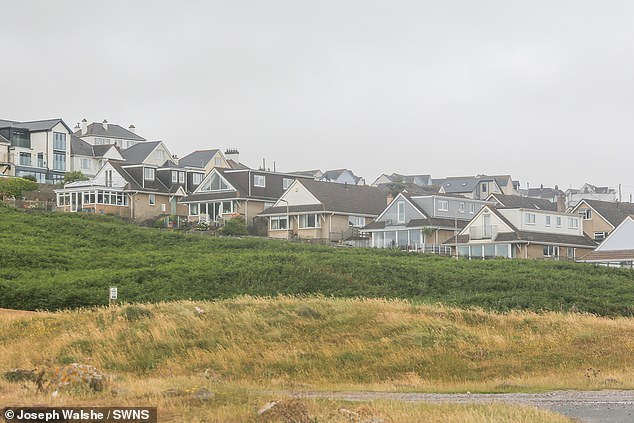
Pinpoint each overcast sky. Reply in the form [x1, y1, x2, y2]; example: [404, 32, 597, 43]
[2, 1, 633, 196]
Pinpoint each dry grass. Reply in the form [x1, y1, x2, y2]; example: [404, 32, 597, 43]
[1, 296, 631, 421]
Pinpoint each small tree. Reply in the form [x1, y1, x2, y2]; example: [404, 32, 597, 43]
[0, 177, 39, 200]
[387, 177, 406, 197]
[420, 226, 435, 245]
[64, 171, 89, 184]
[220, 216, 248, 236]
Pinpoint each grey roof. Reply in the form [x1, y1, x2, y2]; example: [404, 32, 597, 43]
[120, 141, 162, 163]
[110, 162, 171, 193]
[93, 144, 120, 157]
[70, 135, 95, 156]
[488, 194, 557, 211]
[259, 179, 387, 216]
[435, 177, 489, 193]
[375, 182, 441, 195]
[519, 187, 565, 199]
[178, 149, 220, 168]
[181, 191, 241, 202]
[0, 118, 72, 133]
[320, 169, 363, 184]
[289, 169, 323, 178]
[583, 184, 615, 194]
[577, 199, 634, 228]
[75, 122, 146, 141]
[227, 159, 250, 170]
[0, 134, 9, 144]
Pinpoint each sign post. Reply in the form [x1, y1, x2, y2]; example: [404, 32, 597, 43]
[109, 287, 118, 306]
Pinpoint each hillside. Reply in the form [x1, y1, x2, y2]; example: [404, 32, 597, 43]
[0, 205, 633, 315]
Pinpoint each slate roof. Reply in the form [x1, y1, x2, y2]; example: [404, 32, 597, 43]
[111, 163, 171, 193]
[0, 118, 72, 133]
[258, 179, 387, 216]
[577, 250, 634, 262]
[0, 134, 9, 144]
[577, 199, 634, 227]
[320, 169, 363, 184]
[520, 187, 565, 199]
[178, 149, 220, 168]
[488, 194, 557, 211]
[289, 170, 323, 178]
[374, 183, 441, 195]
[120, 141, 162, 163]
[435, 176, 493, 193]
[75, 122, 146, 141]
[227, 159, 250, 170]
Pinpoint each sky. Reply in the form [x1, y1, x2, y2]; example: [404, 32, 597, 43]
[2, 1, 633, 197]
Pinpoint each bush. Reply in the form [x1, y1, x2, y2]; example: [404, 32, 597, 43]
[0, 177, 38, 199]
[64, 171, 89, 184]
[220, 216, 247, 236]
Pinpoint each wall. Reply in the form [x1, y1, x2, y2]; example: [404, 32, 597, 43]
[130, 193, 170, 222]
[500, 209, 582, 236]
[576, 206, 614, 238]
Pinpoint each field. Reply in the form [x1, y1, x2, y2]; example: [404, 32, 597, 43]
[5, 297, 629, 421]
[1, 205, 633, 315]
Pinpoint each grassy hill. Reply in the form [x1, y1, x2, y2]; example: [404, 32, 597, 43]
[1, 205, 633, 315]
[1, 297, 630, 421]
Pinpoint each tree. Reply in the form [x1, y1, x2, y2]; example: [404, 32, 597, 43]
[64, 171, 89, 184]
[21, 174, 37, 182]
[386, 177, 406, 197]
[220, 216, 248, 236]
[0, 177, 39, 200]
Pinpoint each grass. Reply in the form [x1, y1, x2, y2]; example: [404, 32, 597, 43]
[1, 205, 633, 315]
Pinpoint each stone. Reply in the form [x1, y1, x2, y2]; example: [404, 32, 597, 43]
[37, 363, 105, 396]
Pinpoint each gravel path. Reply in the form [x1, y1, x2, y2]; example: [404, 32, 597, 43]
[284, 390, 634, 423]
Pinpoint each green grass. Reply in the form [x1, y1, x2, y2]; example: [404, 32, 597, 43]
[1, 205, 633, 315]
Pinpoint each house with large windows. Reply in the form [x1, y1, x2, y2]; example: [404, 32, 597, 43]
[180, 168, 311, 232]
[257, 179, 386, 243]
[446, 205, 596, 260]
[363, 193, 489, 253]
[0, 118, 73, 183]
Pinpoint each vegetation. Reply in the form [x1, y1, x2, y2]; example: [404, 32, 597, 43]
[0, 177, 38, 199]
[220, 216, 248, 236]
[5, 297, 631, 421]
[0, 205, 633, 314]
[63, 171, 89, 184]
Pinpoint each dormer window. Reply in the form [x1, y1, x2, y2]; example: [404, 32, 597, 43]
[172, 171, 178, 183]
[179, 172, 185, 183]
[144, 167, 155, 181]
[254, 175, 266, 187]
[192, 173, 203, 185]
[438, 200, 449, 211]
[283, 178, 293, 190]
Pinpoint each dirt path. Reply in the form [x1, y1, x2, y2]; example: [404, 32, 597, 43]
[279, 390, 634, 423]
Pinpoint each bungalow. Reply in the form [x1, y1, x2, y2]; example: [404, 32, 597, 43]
[257, 179, 387, 243]
[577, 216, 634, 268]
[447, 205, 596, 260]
[363, 193, 488, 253]
[570, 199, 634, 242]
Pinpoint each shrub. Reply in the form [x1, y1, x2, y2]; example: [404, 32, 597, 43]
[0, 177, 38, 199]
[220, 216, 247, 236]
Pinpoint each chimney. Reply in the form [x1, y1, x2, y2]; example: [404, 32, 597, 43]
[225, 148, 239, 163]
[556, 194, 566, 212]
[102, 120, 108, 131]
[81, 118, 88, 135]
[74, 123, 80, 132]
[128, 124, 135, 134]
[172, 154, 179, 164]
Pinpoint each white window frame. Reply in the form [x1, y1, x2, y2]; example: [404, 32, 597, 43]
[270, 216, 288, 230]
[470, 203, 475, 214]
[172, 171, 178, 183]
[80, 158, 92, 170]
[525, 213, 536, 225]
[543, 245, 559, 257]
[580, 209, 592, 220]
[179, 172, 185, 183]
[144, 167, 155, 181]
[192, 173, 203, 185]
[189, 203, 199, 216]
[556, 216, 562, 227]
[254, 174, 266, 187]
[438, 200, 449, 212]
[283, 178, 293, 190]
[397, 201, 406, 223]
[594, 231, 608, 241]
[569, 217, 579, 229]
[545, 216, 551, 226]
[149, 194, 156, 206]
[348, 216, 366, 227]
[299, 214, 320, 229]
[459, 202, 465, 213]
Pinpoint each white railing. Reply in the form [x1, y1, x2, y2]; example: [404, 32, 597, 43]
[470, 225, 498, 240]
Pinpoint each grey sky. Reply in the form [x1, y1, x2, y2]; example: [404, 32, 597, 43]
[2, 1, 633, 195]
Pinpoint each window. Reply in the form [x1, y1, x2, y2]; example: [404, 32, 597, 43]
[155, 150, 164, 160]
[438, 200, 449, 211]
[349, 216, 366, 227]
[189, 203, 199, 215]
[556, 217, 562, 227]
[144, 167, 155, 181]
[270, 216, 288, 230]
[525, 213, 536, 224]
[105, 170, 113, 187]
[192, 173, 203, 185]
[37, 153, 44, 168]
[221, 201, 233, 214]
[470, 204, 475, 214]
[283, 178, 293, 190]
[397, 201, 405, 223]
[81, 158, 91, 170]
[215, 157, 222, 166]
[481, 183, 488, 193]
[569, 218, 579, 229]
[53, 152, 66, 171]
[179, 172, 185, 183]
[53, 132, 66, 150]
[149, 194, 156, 205]
[19, 152, 32, 166]
[264, 202, 275, 209]
[567, 247, 575, 259]
[299, 214, 320, 228]
[172, 171, 178, 183]
[161, 203, 166, 212]
[200, 173, 229, 191]
[545, 216, 551, 226]
[254, 174, 266, 187]
[543, 245, 559, 257]
[459, 202, 465, 212]
[594, 232, 609, 241]
[579, 209, 592, 220]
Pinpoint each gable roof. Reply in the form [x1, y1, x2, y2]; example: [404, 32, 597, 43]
[178, 149, 220, 168]
[70, 135, 95, 156]
[75, 122, 146, 141]
[121, 141, 163, 163]
[259, 179, 387, 216]
[320, 169, 363, 184]
[289, 169, 323, 178]
[111, 162, 171, 193]
[0, 118, 72, 133]
[520, 187, 565, 198]
[573, 199, 634, 228]
[487, 193, 557, 211]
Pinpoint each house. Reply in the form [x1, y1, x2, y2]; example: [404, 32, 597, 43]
[289, 169, 324, 179]
[257, 179, 387, 243]
[180, 168, 312, 231]
[0, 134, 10, 175]
[55, 160, 188, 221]
[371, 173, 433, 188]
[518, 185, 565, 205]
[576, 216, 634, 268]
[566, 183, 617, 208]
[74, 119, 146, 149]
[318, 169, 365, 185]
[434, 175, 507, 200]
[486, 193, 558, 212]
[447, 205, 596, 260]
[569, 199, 634, 242]
[363, 193, 488, 253]
[178, 149, 231, 173]
[120, 141, 174, 167]
[70, 135, 124, 177]
[0, 118, 73, 183]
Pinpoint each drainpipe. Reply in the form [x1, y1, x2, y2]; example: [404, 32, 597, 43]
[525, 241, 530, 259]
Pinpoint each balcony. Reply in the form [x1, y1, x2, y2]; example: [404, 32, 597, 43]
[470, 225, 498, 240]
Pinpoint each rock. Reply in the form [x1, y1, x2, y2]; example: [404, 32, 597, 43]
[37, 364, 105, 395]
[4, 369, 37, 383]
[258, 401, 280, 415]
[203, 368, 223, 382]
[339, 408, 360, 418]
[194, 306, 205, 316]
[190, 387, 214, 401]
[257, 399, 309, 422]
